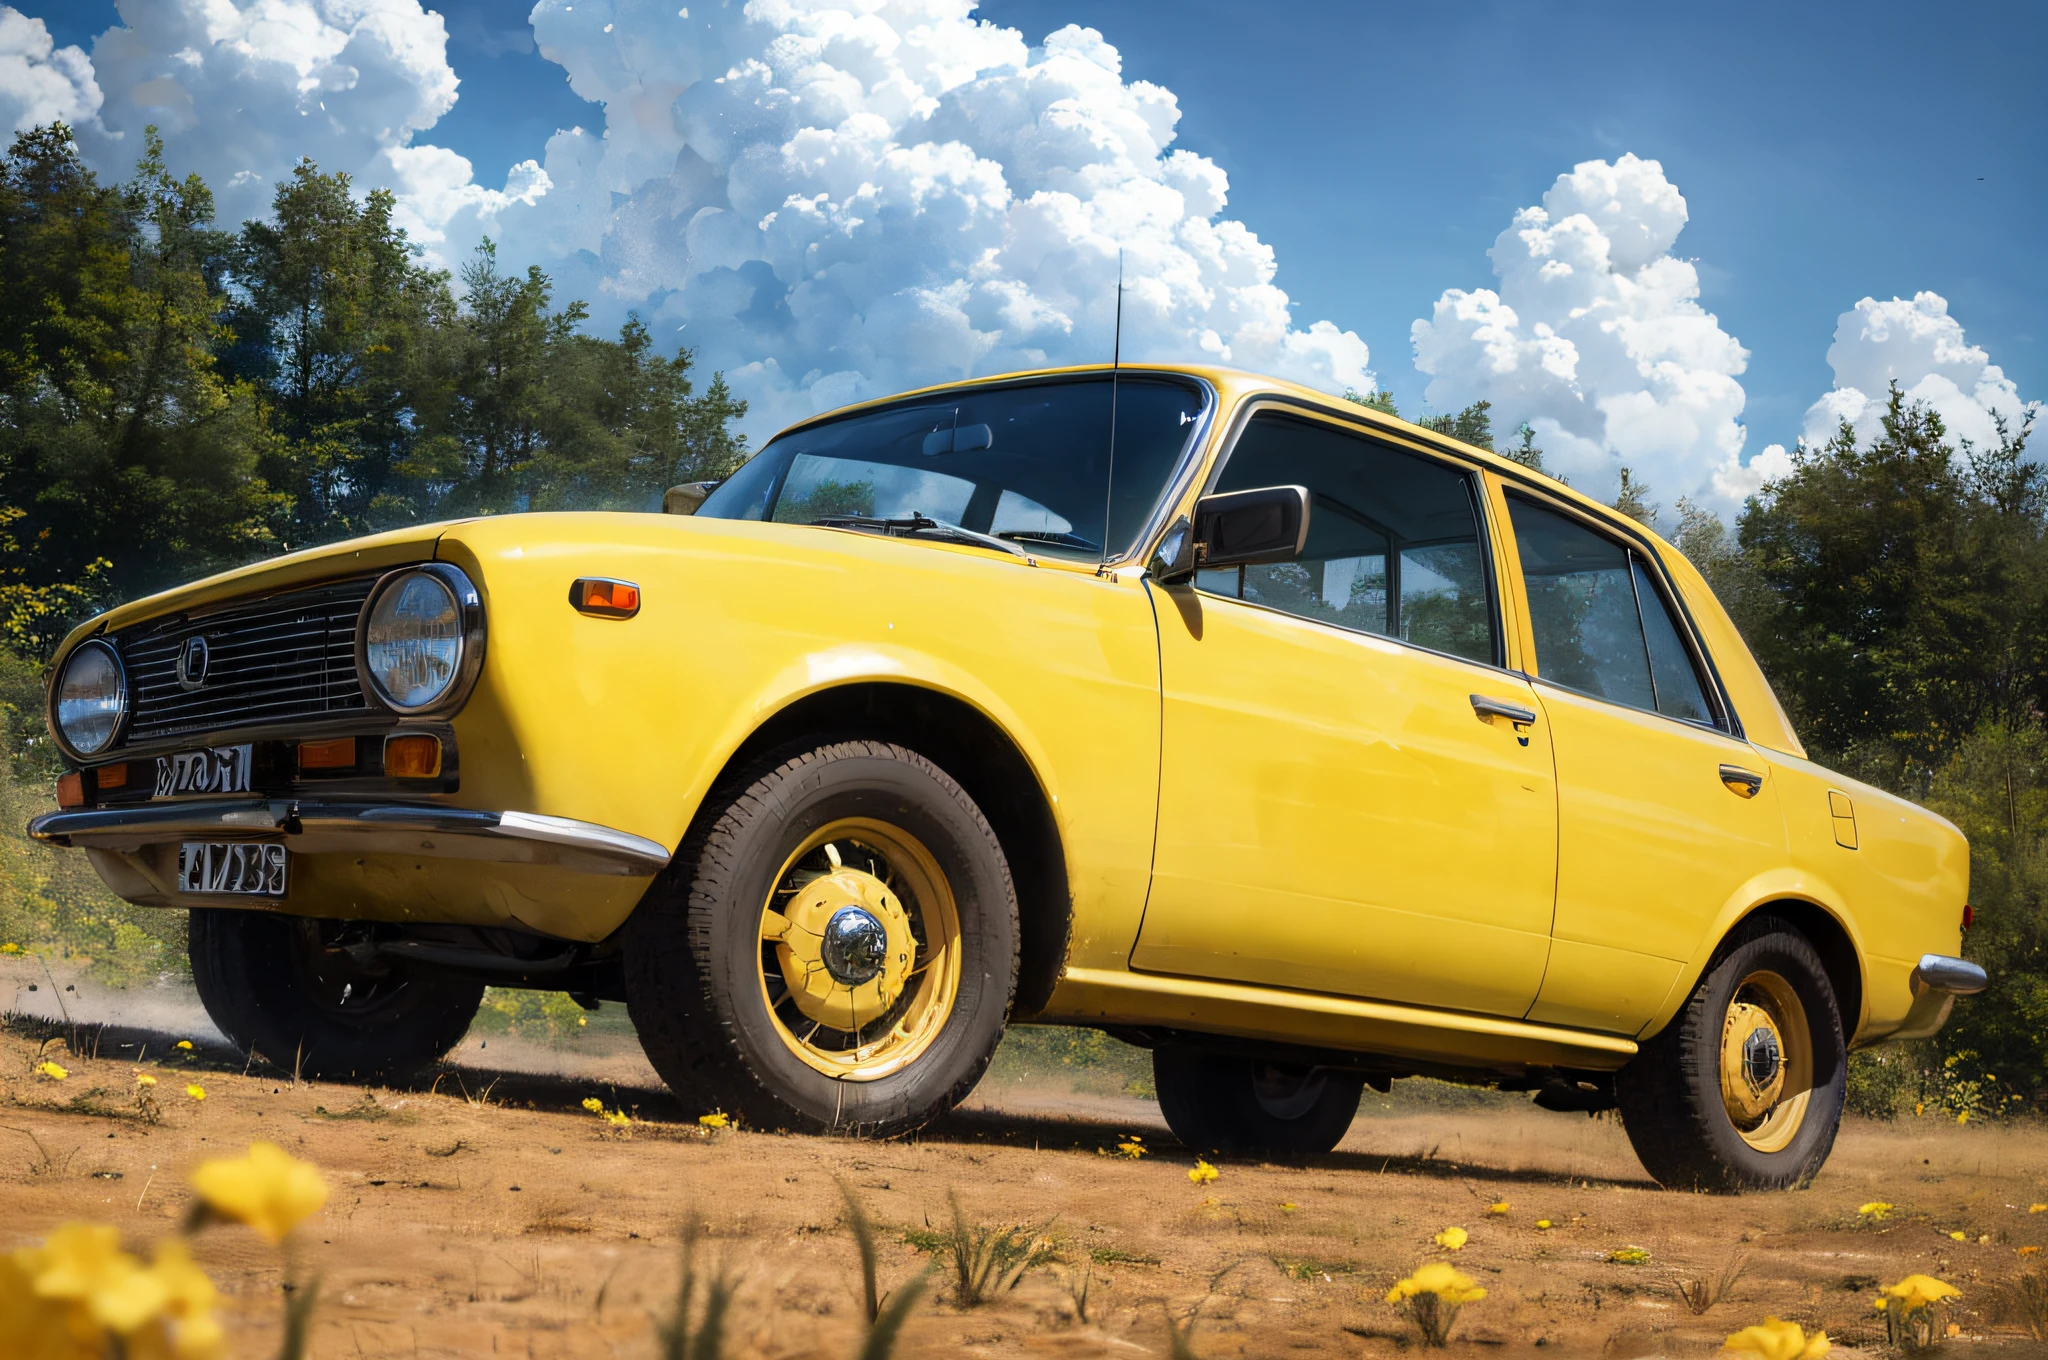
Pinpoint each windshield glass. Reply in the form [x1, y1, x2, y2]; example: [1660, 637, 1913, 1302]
[696, 375, 1209, 561]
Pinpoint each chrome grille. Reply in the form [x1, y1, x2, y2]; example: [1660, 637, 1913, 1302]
[116, 574, 381, 743]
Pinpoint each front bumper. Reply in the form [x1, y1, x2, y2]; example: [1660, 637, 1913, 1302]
[1890, 952, 1990, 1041]
[28, 799, 672, 878]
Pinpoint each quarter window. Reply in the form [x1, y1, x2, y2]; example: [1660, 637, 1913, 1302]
[1197, 412, 1497, 666]
[1506, 494, 1715, 725]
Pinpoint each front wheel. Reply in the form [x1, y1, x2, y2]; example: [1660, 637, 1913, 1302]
[1615, 920, 1847, 1192]
[188, 909, 484, 1081]
[1153, 1047, 1365, 1158]
[625, 740, 1019, 1135]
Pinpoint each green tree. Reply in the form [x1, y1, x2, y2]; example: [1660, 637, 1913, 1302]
[1738, 385, 2048, 766]
[1612, 466, 1658, 527]
[0, 125, 280, 601]
[224, 162, 455, 544]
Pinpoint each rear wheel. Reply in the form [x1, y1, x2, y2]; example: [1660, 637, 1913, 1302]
[188, 909, 483, 1081]
[1153, 1046, 1364, 1157]
[1615, 920, 1847, 1191]
[625, 740, 1018, 1135]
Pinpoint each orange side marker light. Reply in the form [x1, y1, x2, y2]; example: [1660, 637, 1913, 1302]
[95, 763, 129, 790]
[56, 772, 84, 808]
[569, 577, 640, 619]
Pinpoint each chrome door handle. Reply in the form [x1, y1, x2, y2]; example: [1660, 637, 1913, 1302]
[1470, 694, 1538, 726]
[1719, 764, 1764, 799]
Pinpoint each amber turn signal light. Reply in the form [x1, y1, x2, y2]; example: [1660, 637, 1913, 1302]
[569, 577, 640, 619]
[384, 733, 443, 779]
[298, 737, 357, 771]
[56, 772, 84, 808]
[95, 763, 129, 790]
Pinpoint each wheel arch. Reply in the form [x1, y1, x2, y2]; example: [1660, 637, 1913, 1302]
[700, 680, 1071, 1018]
[1649, 896, 1867, 1046]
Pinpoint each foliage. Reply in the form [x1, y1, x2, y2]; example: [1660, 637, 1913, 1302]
[0, 122, 748, 611]
[940, 1192, 1053, 1307]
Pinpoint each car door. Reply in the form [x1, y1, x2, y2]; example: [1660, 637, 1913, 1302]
[1501, 490, 1789, 1035]
[1131, 405, 1557, 1018]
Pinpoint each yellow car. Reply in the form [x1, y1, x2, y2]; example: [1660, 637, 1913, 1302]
[33, 364, 1979, 1191]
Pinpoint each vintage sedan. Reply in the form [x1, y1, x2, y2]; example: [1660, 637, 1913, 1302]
[33, 364, 1981, 1190]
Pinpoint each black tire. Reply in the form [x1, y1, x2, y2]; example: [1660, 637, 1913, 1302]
[1615, 919, 1847, 1192]
[1153, 1046, 1365, 1158]
[625, 740, 1019, 1135]
[188, 909, 484, 1081]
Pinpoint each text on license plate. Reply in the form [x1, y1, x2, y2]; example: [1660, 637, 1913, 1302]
[155, 745, 253, 798]
[178, 842, 287, 896]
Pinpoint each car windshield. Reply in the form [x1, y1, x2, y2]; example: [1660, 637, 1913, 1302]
[695, 375, 1209, 562]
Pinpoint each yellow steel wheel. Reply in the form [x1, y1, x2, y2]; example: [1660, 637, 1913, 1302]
[756, 817, 962, 1081]
[1718, 969, 1813, 1154]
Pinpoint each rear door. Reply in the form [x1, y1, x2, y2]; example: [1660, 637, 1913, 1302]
[1501, 491, 1788, 1035]
[1132, 406, 1557, 1017]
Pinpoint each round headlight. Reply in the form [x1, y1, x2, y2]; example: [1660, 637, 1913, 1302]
[55, 640, 127, 757]
[362, 570, 468, 711]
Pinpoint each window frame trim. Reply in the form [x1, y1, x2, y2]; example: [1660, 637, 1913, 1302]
[1187, 397, 1512, 674]
[1501, 484, 1743, 739]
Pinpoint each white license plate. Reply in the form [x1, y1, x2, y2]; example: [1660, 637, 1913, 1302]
[155, 744, 253, 798]
[178, 842, 287, 896]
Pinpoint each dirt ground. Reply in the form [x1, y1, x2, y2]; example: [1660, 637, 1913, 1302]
[6, 962, 2048, 1358]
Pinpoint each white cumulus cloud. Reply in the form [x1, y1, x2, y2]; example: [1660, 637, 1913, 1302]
[1803, 292, 2032, 452]
[75, 0, 462, 227]
[0, 7, 102, 137]
[444, 0, 1374, 438]
[1411, 153, 1760, 513]
[34, 0, 1373, 442]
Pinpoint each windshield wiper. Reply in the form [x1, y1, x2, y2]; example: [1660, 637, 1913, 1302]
[808, 513, 1028, 558]
[997, 529, 1101, 553]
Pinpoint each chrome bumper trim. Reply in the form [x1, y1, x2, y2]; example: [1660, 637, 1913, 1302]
[27, 799, 672, 877]
[1913, 953, 1988, 996]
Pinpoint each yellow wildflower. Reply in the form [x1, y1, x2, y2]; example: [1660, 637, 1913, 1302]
[1607, 1247, 1652, 1265]
[580, 1097, 604, 1114]
[603, 1110, 631, 1129]
[698, 1111, 729, 1129]
[1433, 1226, 1468, 1251]
[1, 1224, 226, 1359]
[174, 1041, 192, 1051]
[1949, 1230, 1967, 1241]
[1720, 1316, 1831, 1359]
[184, 1085, 205, 1102]
[1386, 1260, 1486, 1305]
[2031, 1204, 2048, 1214]
[1879, 1274, 1960, 1311]
[1957, 1111, 1970, 1125]
[1278, 1201, 1298, 1213]
[577, 1016, 587, 1027]
[1486, 1200, 1510, 1216]
[0, 942, 20, 953]
[133, 1072, 157, 1087]
[1535, 1219, 1554, 1230]
[1857, 1201, 1892, 1220]
[188, 1142, 329, 1243]
[33, 1060, 67, 1081]
[1115, 1135, 1147, 1159]
[2021, 1246, 2043, 1256]
[1188, 1160, 1219, 1185]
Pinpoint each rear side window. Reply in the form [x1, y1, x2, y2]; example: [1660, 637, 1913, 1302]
[1198, 412, 1497, 666]
[1506, 494, 1716, 726]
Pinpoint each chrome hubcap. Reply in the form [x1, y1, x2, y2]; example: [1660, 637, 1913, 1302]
[821, 907, 888, 985]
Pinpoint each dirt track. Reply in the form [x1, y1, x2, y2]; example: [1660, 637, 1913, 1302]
[6, 968, 2048, 1357]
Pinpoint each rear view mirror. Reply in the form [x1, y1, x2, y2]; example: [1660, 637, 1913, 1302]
[1191, 485, 1311, 571]
[919, 423, 993, 456]
[663, 481, 720, 515]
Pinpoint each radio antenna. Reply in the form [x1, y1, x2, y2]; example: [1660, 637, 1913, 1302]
[1098, 249, 1123, 575]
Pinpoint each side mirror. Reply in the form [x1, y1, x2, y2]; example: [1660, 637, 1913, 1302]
[1149, 516, 1196, 584]
[663, 481, 720, 515]
[1191, 485, 1310, 571]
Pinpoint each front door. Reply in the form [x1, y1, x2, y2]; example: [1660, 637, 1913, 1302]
[1131, 407, 1557, 1017]
[1501, 492, 1789, 1035]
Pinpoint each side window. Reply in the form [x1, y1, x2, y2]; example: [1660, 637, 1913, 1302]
[1506, 494, 1715, 725]
[1197, 412, 1497, 666]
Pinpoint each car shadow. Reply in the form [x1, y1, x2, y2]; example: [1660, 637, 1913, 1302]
[8, 1014, 1656, 1189]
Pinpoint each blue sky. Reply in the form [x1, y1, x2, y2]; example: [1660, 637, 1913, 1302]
[19, 0, 2045, 473]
